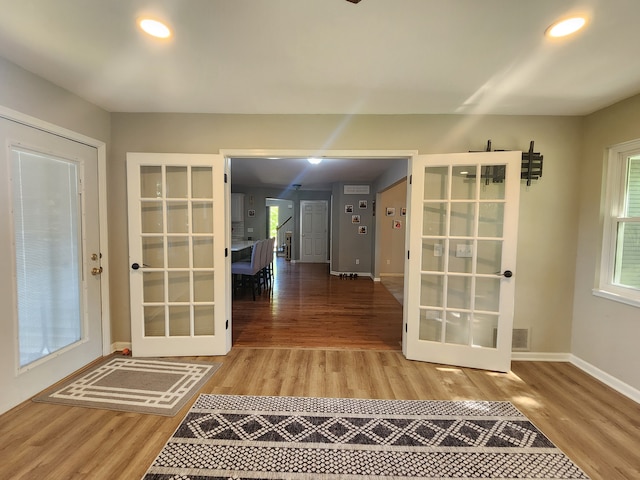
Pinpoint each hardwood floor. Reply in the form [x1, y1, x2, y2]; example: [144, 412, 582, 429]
[0, 259, 638, 479]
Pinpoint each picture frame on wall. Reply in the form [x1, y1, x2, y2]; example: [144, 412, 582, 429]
[359, 200, 367, 209]
[351, 215, 361, 224]
[386, 207, 395, 216]
[400, 207, 406, 216]
[248, 209, 256, 218]
[358, 226, 368, 234]
[345, 204, 354, 213]
[393, 220, 402, 229]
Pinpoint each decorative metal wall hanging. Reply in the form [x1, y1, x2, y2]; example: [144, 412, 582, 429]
[469, 139, 544, 186]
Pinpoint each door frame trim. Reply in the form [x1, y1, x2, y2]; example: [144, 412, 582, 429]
[0, 105, 111, 356]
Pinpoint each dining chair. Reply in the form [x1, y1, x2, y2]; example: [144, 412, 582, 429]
[231, 240, 263, 300]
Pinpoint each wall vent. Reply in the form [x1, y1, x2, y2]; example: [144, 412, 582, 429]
[493, 327, 531, 351]
[512, 328, 530, 351]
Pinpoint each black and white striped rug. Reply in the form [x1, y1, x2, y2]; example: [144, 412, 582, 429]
[142, 394, 589, 479]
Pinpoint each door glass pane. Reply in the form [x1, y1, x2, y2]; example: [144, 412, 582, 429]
[420, 274, 443, 307]
[141, 202, 163, 233]
[168, 237, 190, 267]
[12, 148, 82, 368]
[166, 166, 188, 198]
[479, 165, 506, 200]
[193, 238, 214, 268]
[447, 276, 472, 310]
[450, 202, 475, 236]
[192, 167, 213, 198]
[419, 309, 442, 342]
[142, 237, 164, 268]
[477, 240, 502, 275]
[144, 306, 165, 336]
[192, 201, 213, 233]
[167, 202, 188, 233]
[472, 313, 498, 348]
[449, 241, 473, 273]
[421, 239, 445, 272]
[475, 277, 501, 312]
[423, 203, 447, 236]
[451, 166, 476, 200]
[478, 203, 504, 237]
[143, 272, 164, 302]
[194, 306, 215, 335]
[445, 311, 470, 345]
[169, 306, 190, 336]
[194, 272, 215, 302]
[424, 166, 448, 200]
[140, 166, 162, 198]
[168, 271, 190, 302]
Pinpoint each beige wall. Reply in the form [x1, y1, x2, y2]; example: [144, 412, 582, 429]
[379, 180, 407, 275]
[572, 93, 640, 391]
[111, 113, 583, 351]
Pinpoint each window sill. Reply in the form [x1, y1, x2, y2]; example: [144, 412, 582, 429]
[592, 289, 640, 308]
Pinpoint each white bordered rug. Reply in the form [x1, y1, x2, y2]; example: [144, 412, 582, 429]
[33, 356, 222, 416]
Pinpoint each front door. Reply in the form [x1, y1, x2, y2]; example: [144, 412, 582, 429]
[300, 200, 328, 263]
[404, 151, 521, 372]
[0, 117, 103, 414]
[127, 153, 229, 357]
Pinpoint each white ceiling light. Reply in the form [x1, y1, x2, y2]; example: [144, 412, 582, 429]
[545, 16, 587, 38]
[138, 18, 172, 39]
[307, 158, 322, 165]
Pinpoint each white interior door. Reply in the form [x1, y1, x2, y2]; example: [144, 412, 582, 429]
[405, 151, 521, 372]
[0, 117, 103, 414]
[300, 200, 328, 263]
[127, 153, 229, 357]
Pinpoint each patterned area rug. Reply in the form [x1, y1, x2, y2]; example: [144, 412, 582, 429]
[142, 394, 589, 479]
[33, 356, 221, 416]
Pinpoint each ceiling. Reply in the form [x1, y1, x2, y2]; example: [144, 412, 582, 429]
[0, 0, 638, 117]
[1, 0, 638, 190]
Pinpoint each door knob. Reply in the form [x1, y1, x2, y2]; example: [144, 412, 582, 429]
[91, 267, 103, 276]
[131, 263, 140, 270]
[500, 270, 513, 278]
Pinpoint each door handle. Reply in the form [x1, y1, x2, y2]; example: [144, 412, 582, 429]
[131, 263, 151, 270]
[91, 267, 103, 276]
[495, 270, 513, 278]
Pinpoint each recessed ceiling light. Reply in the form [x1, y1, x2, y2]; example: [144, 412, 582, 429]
[138, 18, 172, 39]
[307, 158, 322, 165]
[545, 16, 587, 38]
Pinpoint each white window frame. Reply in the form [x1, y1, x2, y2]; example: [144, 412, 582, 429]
[595, 138, 640, 308]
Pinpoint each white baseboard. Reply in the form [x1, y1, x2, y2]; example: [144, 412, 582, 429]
[512, 352, 572, 362]
[111, 341, 131, 354]
[569, 354, 640, 404]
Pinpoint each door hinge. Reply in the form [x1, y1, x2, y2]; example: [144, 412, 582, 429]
[224, 173, 228, 183]
[409, 174, 412, 185]
[226, 319, 229, 330]
[405, 323, 408, 333]
[407, 250, 410, 260]
[225, 247, 228, 257]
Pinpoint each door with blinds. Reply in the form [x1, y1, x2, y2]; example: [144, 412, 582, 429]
[127, 153, 228, 357]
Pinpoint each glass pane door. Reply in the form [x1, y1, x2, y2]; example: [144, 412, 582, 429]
[406, 152, 521, 372]
[128, 153, 227, 357]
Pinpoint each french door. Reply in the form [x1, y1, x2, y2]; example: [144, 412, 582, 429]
[0, 117, 103, 414]
[127, 153, 229, 357]
[405, 151, 521, 372]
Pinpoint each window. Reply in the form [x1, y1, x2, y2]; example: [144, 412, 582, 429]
[597, 139, 640, 307]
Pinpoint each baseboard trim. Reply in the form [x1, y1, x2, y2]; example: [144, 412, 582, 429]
[512, 352, 572, 362]
[111, 341, 131, 354]
[569, 354, 640, 404]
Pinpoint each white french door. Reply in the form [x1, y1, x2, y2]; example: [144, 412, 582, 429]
[405, 151, 521, 372]
[300, 200, 328, 263]
[127, 153, 229, 357]
[0, 117, 103, 414]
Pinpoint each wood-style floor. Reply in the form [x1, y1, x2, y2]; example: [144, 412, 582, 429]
[0, 259, 638, 479]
